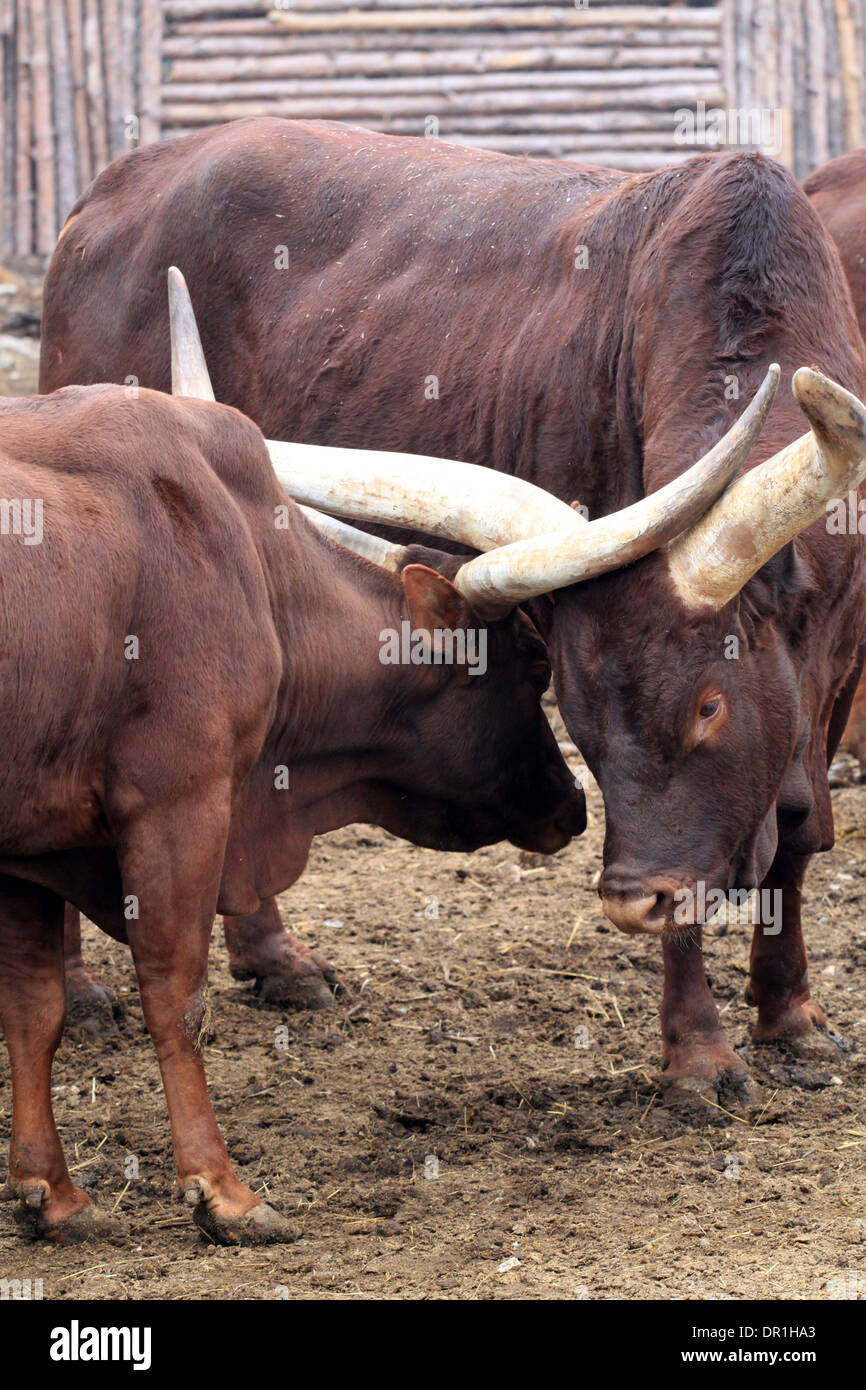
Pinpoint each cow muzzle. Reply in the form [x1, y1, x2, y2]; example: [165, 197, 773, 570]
[599, 870, 687, 935]
[511, 798, 587, 855]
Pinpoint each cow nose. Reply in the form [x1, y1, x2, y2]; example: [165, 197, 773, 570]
[599, 870, 682, 935]
[518, 797, 586, 855]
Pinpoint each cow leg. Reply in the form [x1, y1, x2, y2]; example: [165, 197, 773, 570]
[748, 851, 835, 1045]
[223, 897, 336, 1009]
[63, 903, 118, 1038]
[120, 807, 292, 1245]
[0, 877, 105, 1239]
[661, 928, 754, 1101]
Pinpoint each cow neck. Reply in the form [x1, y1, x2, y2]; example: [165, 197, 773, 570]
[264, 523, 405, 779]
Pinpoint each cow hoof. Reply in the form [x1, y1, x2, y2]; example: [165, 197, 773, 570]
[234, 941, 337, 1010]
[257, 966, 336, 1010]
[753, 1020, 850, 1061]
[192, 1198, 300, 1247]
[662, 1066, 761, 1116]
[661, 1039, 761, 1115]
[39, 1203, 117, 1244]
[65, 970, 121, 1041]
[751, 997, 835, 1048]
[8, 1182, 113, 1243]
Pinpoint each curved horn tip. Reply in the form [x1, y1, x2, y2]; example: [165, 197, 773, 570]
[167, 265, 215, 402]
[750, 361, 780, 413]
[791, 363, 860, 412]
[792, 366, 866, 444]
[167, 265, 186, 297]
[792, 365, 829, 405]
[726, 363, 779, 438]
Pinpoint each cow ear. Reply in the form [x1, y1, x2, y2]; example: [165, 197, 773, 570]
[526, 594, 556, 639]
[745, 540, 814, 622]
[401, 563, 474, 634]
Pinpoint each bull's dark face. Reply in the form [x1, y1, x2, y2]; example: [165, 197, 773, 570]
[381, 563, 586, 855]
[548, 549, 811, 934]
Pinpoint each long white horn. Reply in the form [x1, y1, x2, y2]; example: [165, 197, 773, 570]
[666, 367, 866, 611]
[168, 266, 215, 401]
[299, 506, 407, 571]
[264, 438, 582, 551]
[264, 364, 775, 557]
[451, 365, 780, 616]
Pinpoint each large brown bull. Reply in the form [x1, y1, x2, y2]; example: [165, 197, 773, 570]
[0, 361, 606, 1241]
[804, 148, 866, 774]
[41, 120, 866, 1102]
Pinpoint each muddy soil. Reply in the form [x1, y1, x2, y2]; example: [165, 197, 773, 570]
[1, 749, 864, 1302]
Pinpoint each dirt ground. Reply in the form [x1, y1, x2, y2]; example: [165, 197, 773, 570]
[0, 260, 41, 397]
[1, 748, 864, 1302]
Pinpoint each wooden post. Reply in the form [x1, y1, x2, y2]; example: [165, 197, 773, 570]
[790, 0, 808, 176]
[66, 0, 92, 193]
[805, 0, 828, 169]
[100, 0, 124, 157]
[265, 5, 717, 33]
[83, 0, 108, 173]
[15, 0, 34, 256]
[30, 0, 56, 254]
[0, 0, 14, 259]
[778, 0, 795, 167]
[49, 0, 78, 222]
[139, 0, 162, 143]
[835, 0, 863, 150]
[117, 0, 135, 145]
[720, 0, 736, 111]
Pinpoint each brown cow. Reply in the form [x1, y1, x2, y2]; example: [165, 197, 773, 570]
[804, 148, 866, 776]
[40, 121, 866, 1102]
[805, 148, 866, 343]
[0, 371, 603, 1242]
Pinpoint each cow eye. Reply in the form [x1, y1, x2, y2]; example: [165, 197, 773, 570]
[699, 696, 722, 720]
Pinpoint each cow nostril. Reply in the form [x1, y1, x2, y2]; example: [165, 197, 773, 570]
[644, 890, 670, 927]
[600, 892, 663, 935]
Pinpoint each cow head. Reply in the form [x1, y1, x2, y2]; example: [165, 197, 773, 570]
[571, 369, 866, 935]
[553, 543, 813, 933]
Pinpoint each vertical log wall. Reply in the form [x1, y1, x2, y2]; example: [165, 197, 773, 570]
[0, 0, 161, 259]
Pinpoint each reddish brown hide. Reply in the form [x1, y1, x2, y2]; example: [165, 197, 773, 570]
[805, 147, 866, 775]
[0, 384, 583, 1243]
[40, 120, 866, 1099]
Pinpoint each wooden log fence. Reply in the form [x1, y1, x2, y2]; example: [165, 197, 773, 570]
[1, 0, 158, 258]
[158, 2, 725, 170]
